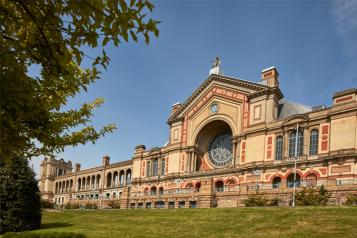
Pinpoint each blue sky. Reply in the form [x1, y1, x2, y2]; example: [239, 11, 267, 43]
[31, 0, 357, 175]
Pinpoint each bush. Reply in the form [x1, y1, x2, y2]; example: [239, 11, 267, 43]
[84, 202, 98, 210]
[295, 185, 331, 206]
[345, 194, 357, 205]
[3, 231, 86, 238]
[244, 193, 269, 207]
[64, 203, 72, 209]
[269, 197, 282, 206]
[0, 157, 42, 234]
[41, 200, 54, 209]
[108, 200, 120, 209]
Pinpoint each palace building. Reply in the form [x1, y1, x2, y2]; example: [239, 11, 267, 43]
[39, 59, 357, 208]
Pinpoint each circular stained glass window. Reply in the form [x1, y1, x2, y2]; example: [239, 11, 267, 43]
[208, 133, 233, 167]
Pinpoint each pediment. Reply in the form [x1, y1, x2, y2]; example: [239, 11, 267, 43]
[282, 114, 309, 127]
[167, 74, 268, 124]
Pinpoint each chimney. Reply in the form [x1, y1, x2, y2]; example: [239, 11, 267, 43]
[75, 163, 81, 173]
[171, 102, 181, 115]
[261, 66, 279, 87]
[102, 155, 110, 166]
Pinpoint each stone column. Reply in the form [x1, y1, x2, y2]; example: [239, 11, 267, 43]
[193, 152, 197, 172]
[124, 172, 127, 186]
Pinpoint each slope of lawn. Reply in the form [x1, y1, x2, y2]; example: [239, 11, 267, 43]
[6, 207, 357, 238]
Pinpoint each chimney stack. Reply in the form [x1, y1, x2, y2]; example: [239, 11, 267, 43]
[261, 66, 279, 87]
[75, 163, 81, 173]
[102, 155, 110, 166]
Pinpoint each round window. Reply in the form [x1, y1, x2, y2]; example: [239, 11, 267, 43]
[208, 133, 233, 167]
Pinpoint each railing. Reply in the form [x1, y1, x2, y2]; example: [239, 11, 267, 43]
[130, 188, 198, 198]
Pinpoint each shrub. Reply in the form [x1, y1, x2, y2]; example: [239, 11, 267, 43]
[345, 194, 357, 205]
[295, 185, 331, 206]
[0, 157, 42, 234]
[84, 202, 98, 210]
[3, 231, 86, 238]
[269, 197, 282, 206]
[108, 200, 120, 209]
[64, 203, 72, 209]
[41, 200, 54, 209]
[244, 193, 269, 207]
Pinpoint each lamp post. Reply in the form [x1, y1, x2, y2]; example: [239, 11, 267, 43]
[252, 169, 262, 192]
[292, 123, 299, 207]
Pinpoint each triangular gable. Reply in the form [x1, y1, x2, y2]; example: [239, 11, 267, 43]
[167, 74, 268, 124]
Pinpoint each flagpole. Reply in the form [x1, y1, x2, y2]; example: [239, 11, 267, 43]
[292, 122, 299, 207]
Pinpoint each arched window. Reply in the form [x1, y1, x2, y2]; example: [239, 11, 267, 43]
[275, 136, 284, 160]
[126, 169, 132, 185]
[306, 173, 317, 188]
[286, 173, 301, 188]
[70, 179, 73, 191]
[77, 179, 81, 191]
[96, 175, 101, 188]
[119, 170, 125, 186]
[289, 129, 303, 158]
[309, 130, 319, 156]
[146, 161, 151, 177]
[86, 176, 90, 189]
[150, 186, 157, 196]
[272, 177, 281, 189]
[195, 182, 201, 192]
[106, 172, 112, 188]
[113, 171, 118, 187]
[91, 176, 95, 189]
[159, 187, 164, 195]
[82, 177, 85, 190]
[143, 188, 149, 196]
[152, 159, 158, 176]
[215, 180, 224, 192]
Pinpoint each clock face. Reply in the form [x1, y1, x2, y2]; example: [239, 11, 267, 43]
[210, 103, 219, 113]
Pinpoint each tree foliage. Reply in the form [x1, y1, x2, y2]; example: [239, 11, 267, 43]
[0, 157, 42, 233]
[0, 0, 160, 161]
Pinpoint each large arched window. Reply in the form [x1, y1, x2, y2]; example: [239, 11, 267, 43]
[289, 129, 303, 158]
[275, 136, 284, 160]
[309, 129, 319, 156]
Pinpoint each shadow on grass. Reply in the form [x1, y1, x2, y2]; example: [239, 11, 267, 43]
[40, 222, 73, 229]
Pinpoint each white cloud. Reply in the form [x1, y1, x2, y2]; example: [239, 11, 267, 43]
[332, 0, 357, 57]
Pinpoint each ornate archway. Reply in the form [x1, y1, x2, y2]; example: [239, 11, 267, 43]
[194, 120, 234, 171]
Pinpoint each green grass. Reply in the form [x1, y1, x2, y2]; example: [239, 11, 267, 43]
[8, 207, 357, 237]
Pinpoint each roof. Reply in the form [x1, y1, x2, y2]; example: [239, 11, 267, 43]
[278, 99, 312, 120]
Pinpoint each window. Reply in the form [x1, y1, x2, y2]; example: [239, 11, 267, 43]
[272, 177, 281, 189]
[152, 159, 158, 176]
[146, 161, 151, 177]
[215, 180, 224, 192]
[309, 129, 319, 155]
[161, 159, 165, 175]
[289, 129, 303, 158]
[150, 186, 157, 196]
[178, 201, 185, 208]
[287, 173, 301, 188]
[189, 201, 197, 208]
[275, 136, 283, 160]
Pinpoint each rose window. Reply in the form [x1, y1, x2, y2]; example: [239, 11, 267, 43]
[208, 133, 233, 167]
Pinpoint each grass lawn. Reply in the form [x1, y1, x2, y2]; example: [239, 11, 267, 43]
[7, 207, 357, 237]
